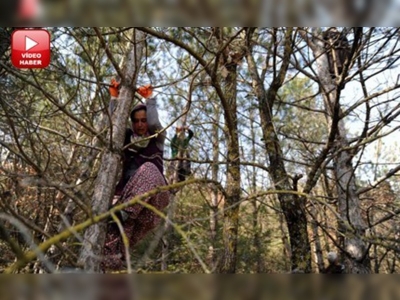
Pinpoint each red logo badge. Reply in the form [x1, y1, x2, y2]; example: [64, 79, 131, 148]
[11, 29, 50, 69]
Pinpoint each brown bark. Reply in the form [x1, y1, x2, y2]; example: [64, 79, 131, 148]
[246, 28, 312, 272]
[78, 29, 145, 272]
[208, 104, 220, 270]
[249, 108, 262, 273]
[193, 28, 242, 274]
[310, 202, 325, 273]
[303, 27, 370, 273]
[219, 58, 241, 274]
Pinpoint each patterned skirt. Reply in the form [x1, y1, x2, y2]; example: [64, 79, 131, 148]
[101, 162, 170, 271]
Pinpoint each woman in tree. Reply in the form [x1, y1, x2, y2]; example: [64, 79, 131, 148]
[102, 81, 170, 271]
[170, 126, 194, 182]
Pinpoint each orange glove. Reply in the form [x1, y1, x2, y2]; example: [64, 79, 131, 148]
[137, 84, 153, 98]
[109, 79, 120, 97]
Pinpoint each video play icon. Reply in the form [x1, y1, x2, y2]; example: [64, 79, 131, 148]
[25, 36, 39, 51]
[11, 29, 50, 69]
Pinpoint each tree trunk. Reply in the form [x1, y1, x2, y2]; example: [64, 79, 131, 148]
[218, 29, 242, 273]
[246, 28, 312, 273]
[310, 201, 325, 273]
[208, 103, 220, 270]
[219, 60, 241, 273]
[306, 28, 370, 273]
[277, 200, 291, 269]
[78, 29, 145, 272]
[250, 108, 262, 273]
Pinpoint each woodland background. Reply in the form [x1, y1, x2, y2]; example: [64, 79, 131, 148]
[0, 27, 399, 273]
